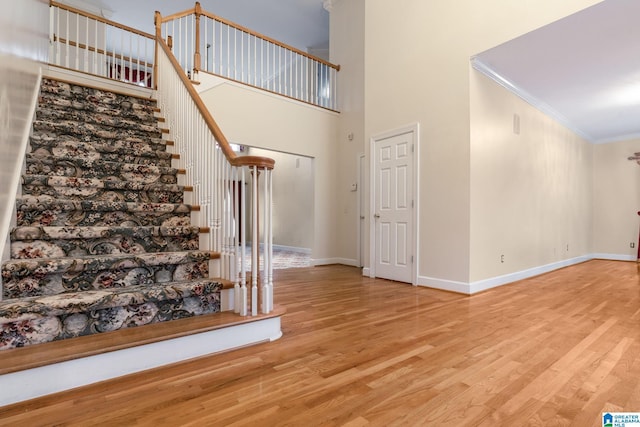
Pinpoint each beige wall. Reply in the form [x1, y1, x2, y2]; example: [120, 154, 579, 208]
[247, 147, 314, 250]
[330, 0, 365, 265]
[352, 0, 601, 285]
[470, 71, 593, 282]
[593, 139, 640, 259]
[198, 78, 340, 262]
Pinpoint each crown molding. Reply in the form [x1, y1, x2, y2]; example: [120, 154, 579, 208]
[471, 57, 594, 143]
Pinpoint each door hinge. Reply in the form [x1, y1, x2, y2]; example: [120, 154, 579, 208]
[411, 144, 414, 153]
[411, 255, 414, 263]
[411, 200, 414, 208]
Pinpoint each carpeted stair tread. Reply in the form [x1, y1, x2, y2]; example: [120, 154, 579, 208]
[35, 108, 161, 136]
[10, 225, 201, 241]
[21, 175, 186, 203]
[30, 130, 167, 150]
[32, 118, 163, 141]
[22, 175, 185, 192]
[16, 196, 191, 214]
[2, 249, 214, 276]
[10, 225, 202, 259]
[38, 89, 157, 122]
[25, 155, 180, 184]
[0, 279, 223, 325]
[40, 78, 157, 109]
[29, 139, 173, 166]
[15, 196, 192, 227]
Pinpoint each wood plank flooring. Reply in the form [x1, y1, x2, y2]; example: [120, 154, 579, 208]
[1, 260, 639, 426]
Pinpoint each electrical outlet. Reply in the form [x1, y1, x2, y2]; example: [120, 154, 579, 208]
[631, 242, 636, 249]
[500, 254, 504, 263]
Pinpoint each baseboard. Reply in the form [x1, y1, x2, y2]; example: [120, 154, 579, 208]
[417, 254, 614, 295]
[0, 317, 282, 407]
[467, 256, 591, 294]
[417, 276, 471, 294]
[590, 253, 637, 262]
[312, 257, 359, 267]
[362, 267, 371, 277]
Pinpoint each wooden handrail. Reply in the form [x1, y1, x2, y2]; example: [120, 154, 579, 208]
[50, 1, 154, 40]
[160, 7, 197, 23]
[155, 31, 275, 170]
[160, 2, 339, 71]
[233, 156, 275, 170]
[200, 9, 339, 71]
[52, 36, 153, 68]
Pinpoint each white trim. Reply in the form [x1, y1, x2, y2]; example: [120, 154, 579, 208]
[593, 132, 640, 144]
[357, 152, 365, 268]
[362, 267, 371, 277]
[591, 253, 637, 262]
[0, 317, 282, 407]
[418, 255, 610, 295]
[417, 276, 470, 294]
[369, 123, 420, 285]
[471, 58, 594, 143]
[468, 256, 591, 294]
[312, 257, 359, 267]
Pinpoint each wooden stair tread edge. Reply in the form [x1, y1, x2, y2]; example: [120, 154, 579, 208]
[0, 305, 286, 376]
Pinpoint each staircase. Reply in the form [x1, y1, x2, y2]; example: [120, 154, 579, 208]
[0, 78, 228, 350]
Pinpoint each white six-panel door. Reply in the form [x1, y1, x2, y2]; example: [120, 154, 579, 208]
[372, 129, 414, 283]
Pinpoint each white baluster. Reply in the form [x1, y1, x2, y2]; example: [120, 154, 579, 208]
[262, 166, 269, 314]
[251, 165, 258, 316]
[268, 168, 274, 312]
[240, 167, 247, 316]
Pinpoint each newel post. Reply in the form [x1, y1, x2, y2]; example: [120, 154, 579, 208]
[194, 2, 202, 75]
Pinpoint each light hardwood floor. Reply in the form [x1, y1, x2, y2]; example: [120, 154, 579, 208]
[1, 260, 639, 426]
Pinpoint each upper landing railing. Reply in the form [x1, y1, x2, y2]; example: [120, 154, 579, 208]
[49, 1, 155, 87]
[160, 2, 340, 111]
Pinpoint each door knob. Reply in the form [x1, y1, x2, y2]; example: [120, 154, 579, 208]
[374, 214, 380, 218]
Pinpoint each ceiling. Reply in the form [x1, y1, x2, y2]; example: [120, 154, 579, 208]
[473, 0, 640, 144]
[65, 0, 330, 52]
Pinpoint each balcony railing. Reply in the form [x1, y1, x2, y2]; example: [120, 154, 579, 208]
[159, 2, 340, 111]
[49, 1, 155, 87]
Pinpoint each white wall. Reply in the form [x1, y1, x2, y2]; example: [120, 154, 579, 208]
[0, 0, 49, 266]
[470, 71, 593, 283]
[197, 76, 340, 263]
[593, 139, 640, 259]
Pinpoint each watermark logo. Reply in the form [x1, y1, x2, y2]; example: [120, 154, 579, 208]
[603, 412, 640, 427]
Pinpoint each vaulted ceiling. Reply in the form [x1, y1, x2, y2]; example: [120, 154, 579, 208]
[63, 0, 330, 52]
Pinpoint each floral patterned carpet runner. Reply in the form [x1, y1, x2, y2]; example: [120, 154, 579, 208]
[0, 79, 224, 350]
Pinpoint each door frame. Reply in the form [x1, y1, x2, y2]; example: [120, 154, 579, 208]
[369, 123, 420, 285]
